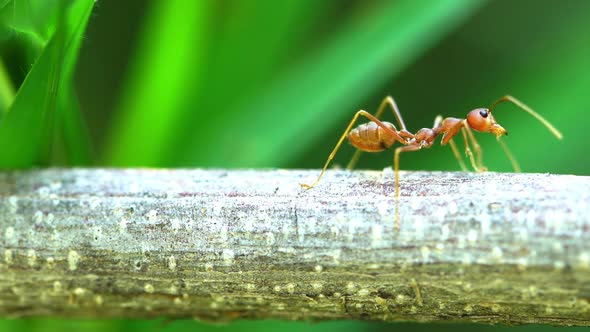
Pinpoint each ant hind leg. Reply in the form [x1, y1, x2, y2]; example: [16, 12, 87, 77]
[302, 110, 406, 189]
[347, 96, 413, 170]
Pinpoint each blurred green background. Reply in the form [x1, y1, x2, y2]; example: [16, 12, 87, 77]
[1, 0, 589, 331]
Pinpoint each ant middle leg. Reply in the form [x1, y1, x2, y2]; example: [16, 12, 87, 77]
[448, 139, 468, 171]
[346, 96, 413, 170]
[301, 110, 407, 189]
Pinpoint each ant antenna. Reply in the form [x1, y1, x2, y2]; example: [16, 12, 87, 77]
[488, 95, 563, 140]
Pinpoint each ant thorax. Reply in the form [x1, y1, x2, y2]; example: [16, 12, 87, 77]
[413, 128, 437, 146]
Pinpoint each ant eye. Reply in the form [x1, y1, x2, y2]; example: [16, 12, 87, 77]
[479, 110, 489, 118]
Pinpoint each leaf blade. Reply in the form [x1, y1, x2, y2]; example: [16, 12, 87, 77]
[0, 0, 94, 168]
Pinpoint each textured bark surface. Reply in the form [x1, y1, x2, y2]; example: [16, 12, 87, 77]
[0, 168, 589, 325]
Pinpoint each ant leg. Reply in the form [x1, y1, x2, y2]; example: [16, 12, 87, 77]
[461, 126, 486, 172]
[393, 144, 422, 231]
[347, 96, 414, 170]
[497, 138, 521, 172]
[376, 96, 409, 131]
[434, 115, 466, 171]
[301, 110, 406, 189]
[489, 95, 562, 139]
[463, 125, 484, 170]
[460, 127, 480, 172]
[433, 115, 443, 127]
[448, 139, 468, 171]
[346, 150, 363, 170]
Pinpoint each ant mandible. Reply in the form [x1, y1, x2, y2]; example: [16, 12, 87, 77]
[300, 95, 563, 231]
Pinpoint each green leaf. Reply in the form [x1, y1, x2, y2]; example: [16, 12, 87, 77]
[0, 0, 94, 168]
[105, 0, 331, 167]
[104, 0, 209, 167]
[0, 0, 64, 44]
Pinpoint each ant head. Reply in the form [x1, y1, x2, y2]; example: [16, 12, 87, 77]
[466, 108, 507, 138]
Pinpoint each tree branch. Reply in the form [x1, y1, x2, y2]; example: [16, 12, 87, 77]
[0, 169, 589, 324]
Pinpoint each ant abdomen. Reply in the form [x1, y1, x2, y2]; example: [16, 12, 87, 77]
[348, 121, 398, 152]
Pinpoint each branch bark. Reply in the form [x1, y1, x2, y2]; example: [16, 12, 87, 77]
[0, 169, 589, 324]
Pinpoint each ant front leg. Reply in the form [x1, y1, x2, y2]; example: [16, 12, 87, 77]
[461, 126, 487, 172]
[301, 110, 406, 190]
[434, 115, 467, 172]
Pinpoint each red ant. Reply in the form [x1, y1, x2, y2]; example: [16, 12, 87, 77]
[300, 95, 562, 230]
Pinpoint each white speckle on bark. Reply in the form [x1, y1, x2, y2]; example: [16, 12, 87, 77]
[46, 213, 54, 224]
[144, 284, 155, 293]
[4, 226, 14, 241]
[4, 249, 13, 265]
[73, 288, 86, 296]
[27, 249, 37, 267]
[396, 294, 408, 304]
[68, 251, 81, 271]
[421, 246, 430, 261]
[357, 289, 370, 297]
[266, 232, 275, 245]
[37, 186, 50, 197]
[448, 201, 458, 215]
[441, 224, 450, 240]
[167, 256, 177, 271]
[53, 281, 62, 293]
[8, 196, 18, 214]
[89, 197, 100, 210]
[346, 282, 356, 292]
[46, 257, 55, 268]
[462, 253, 472, 265]
[286, 283, 296, 294]
[553, 261, 565, 271]
[491, 247, 503, 261]
[119, 218, 128, 233]
[467, 230, 478, 243]
[147, 210, 158, 222]
[170, 218, 181, 232]
[517, 257, 528, 271]
[222, 249, 234, 264]
[33, 211, 43, 224]
[579, 252, 590, 269]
